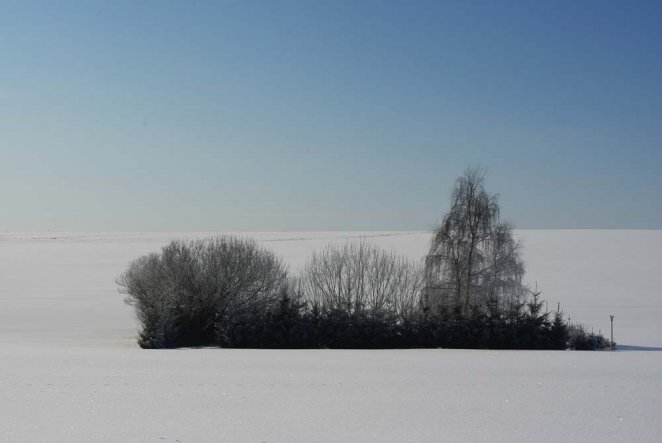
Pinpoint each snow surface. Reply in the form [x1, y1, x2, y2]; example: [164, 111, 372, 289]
[0, 230, 660, 442]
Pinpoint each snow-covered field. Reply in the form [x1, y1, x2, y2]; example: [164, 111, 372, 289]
[1, 230, 660, 442]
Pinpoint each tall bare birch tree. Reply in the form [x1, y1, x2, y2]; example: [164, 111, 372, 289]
[424, 168, 528, 316]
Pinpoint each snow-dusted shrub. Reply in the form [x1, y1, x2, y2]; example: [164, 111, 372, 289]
[567, 323, 611, 350]
[117, 236, 288, 348]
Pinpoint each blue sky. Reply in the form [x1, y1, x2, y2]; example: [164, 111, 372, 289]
[1, 0, 660, 230]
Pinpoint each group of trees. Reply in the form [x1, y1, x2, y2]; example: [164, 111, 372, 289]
[118, 168, 609, 350]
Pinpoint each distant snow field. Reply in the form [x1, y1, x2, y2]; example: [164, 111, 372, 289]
[1, 230, 660, 442]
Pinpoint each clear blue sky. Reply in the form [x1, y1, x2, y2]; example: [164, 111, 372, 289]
[1, 0, 660, 230]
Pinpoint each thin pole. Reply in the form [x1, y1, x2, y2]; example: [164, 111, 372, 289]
[610, 315, 614, 351]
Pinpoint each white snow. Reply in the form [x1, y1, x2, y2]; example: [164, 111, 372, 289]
[0, 230, 660, 442]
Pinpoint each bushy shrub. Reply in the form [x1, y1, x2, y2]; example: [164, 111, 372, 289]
[117, 236, 288, 348]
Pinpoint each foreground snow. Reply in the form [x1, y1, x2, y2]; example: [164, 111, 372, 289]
[1, 346, 660, 442]
[0, 230, 660, 442]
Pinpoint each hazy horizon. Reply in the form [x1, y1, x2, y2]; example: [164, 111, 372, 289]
[1, 228, 660, 235]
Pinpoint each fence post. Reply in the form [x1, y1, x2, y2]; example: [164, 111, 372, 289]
[610, 315, 615, 351]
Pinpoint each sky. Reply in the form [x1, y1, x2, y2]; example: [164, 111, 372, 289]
[1, 0, 660, 231]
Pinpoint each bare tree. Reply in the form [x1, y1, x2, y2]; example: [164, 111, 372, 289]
[424, 168, 528, 316]
[117, 235, 288, 347]
[299, 240, 423, 321]
[479, 222, 527, 313]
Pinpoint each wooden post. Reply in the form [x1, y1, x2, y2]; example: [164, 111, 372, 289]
[610, 315, 615, 351]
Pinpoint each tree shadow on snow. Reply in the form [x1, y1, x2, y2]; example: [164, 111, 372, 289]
[616, 344, 662, 352]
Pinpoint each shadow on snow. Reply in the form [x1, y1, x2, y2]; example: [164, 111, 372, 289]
[616, 344, 662, 352]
